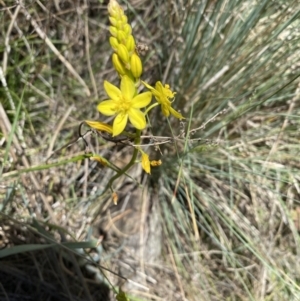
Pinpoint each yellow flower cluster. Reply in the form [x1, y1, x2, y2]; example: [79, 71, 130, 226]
[85, 0, 184, 175]
[108, 0, 142, 79]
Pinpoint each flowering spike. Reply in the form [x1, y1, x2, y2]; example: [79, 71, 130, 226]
[84, 0, 183, 196]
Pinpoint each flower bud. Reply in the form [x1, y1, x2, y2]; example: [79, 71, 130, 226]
[123, 24, 132, 35]
[121, 15, 128, 25]
[109, 37, 119, 51]
[130, 52, 142, 78]
[117, 44, 130, 64]
[117, 30, 127, 44]
[109, 26, 118, 37]
[112, 53, 126, 75]
[150, 160, 162, 166]
[109, 17, 118, 27]
[108, 0, 122, 18]
[114, 20, 122, 29]
[112, 192, 118, 205]
[85, 120, 113, 134]
[126, 35, 135, 53]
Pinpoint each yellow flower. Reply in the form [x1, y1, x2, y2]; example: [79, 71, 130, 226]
[142, 81, 184, 119]
[97, 76, 152, 136]
[141, 152, 151, 174]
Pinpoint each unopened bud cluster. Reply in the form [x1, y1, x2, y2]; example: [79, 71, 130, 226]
[108, 0, 142, 79]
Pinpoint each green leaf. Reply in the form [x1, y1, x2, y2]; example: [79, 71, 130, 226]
[0, 240, 97, 259]
[116, 289, 130, 301]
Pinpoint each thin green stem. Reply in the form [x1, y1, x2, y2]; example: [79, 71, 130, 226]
[105, 129, 141, 193]
[2, 154, 94, 179]
[144, 102, 159, 115]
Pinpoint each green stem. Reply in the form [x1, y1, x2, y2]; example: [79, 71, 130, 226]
[144, 102, 159, 115]
[105, 129, 141, 193]
[2, 154, 94, 179]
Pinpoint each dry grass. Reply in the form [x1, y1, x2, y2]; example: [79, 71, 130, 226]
[1, 0, 300, 300]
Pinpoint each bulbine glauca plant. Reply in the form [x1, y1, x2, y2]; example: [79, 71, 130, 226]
[84, 0, 184, 204]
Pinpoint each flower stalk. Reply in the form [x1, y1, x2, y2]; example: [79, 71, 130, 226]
[84, 0, 184, 195]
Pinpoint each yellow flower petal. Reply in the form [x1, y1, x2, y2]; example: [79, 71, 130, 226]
[113, 113, 128, 136]
[97, 100, 117, 116]
[128, 108, 146, 130]
[169, 107, 184, 119]
[120, 75, 136, 100]
[85, 120, 113, 134]
[155, 81, 163, 92]
[132, 91, 152, 109]
[141, 152, 151, 174]
[141, 80, 153, 91]
[161, 104, 170, 117]
[104, 80, 121, 100]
